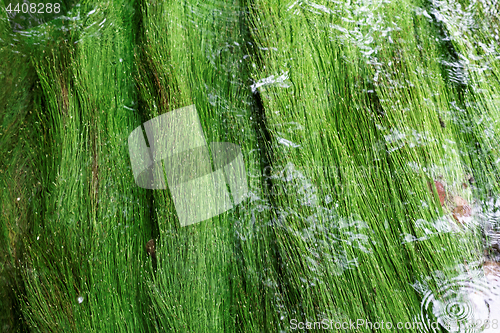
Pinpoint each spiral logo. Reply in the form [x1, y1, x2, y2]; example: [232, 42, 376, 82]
[418, 273, 499, 332]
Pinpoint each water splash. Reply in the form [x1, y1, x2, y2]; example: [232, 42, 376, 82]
[416, 265, 500, 332]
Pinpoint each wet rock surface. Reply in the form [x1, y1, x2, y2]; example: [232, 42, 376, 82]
[146, 239, 156, 260]
[434, 180, 446, 206]
[429, 180, 446, 206]
[428, 179, 473, 225]
[452, 205, 472, 223]
[451, 195, 472, 224]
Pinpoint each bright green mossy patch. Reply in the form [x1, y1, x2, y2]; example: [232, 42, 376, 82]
[248, 0, 484, 327]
